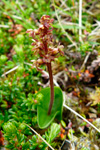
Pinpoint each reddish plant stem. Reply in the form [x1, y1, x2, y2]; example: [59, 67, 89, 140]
[46, 62, 54, 115]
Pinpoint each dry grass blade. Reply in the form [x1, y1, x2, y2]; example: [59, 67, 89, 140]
[25, 123, 55, 150]
[79, 0, 83, 42]
[52, 0, 77, 48]
[63, 103, 100, 133]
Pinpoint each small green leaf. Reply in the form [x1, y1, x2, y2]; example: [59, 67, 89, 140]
[61, 120, 66, 128]
[81, 148, 89, 150]
[45, 123, 61, 144]
[6, 61, 14, 69]
[0, 55, 8, 64]
[36, 87, 63, 129]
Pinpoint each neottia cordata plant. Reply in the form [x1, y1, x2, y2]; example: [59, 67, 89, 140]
[27, 15, 64, 128]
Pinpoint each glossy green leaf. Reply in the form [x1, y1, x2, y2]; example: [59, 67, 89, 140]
[36, 87, 63, 129]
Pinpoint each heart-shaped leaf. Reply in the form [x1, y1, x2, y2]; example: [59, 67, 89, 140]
[35, 87, 63, 129]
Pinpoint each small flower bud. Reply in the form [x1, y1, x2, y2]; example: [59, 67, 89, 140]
[37, 42, 41, 47]
[26, 29, 33, 33]
[39, 24, 44, 29]
[52, 48, 58, 55]
[34, 99, 38, 104]
[34, 29, 38, 34]
[37, 59, 43, 65]
[32, 39, 36, 42]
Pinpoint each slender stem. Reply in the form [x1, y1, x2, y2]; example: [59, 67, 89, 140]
[46, 62, 54, 115]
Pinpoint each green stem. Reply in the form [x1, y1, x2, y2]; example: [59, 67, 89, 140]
[46, 62, 54, 115]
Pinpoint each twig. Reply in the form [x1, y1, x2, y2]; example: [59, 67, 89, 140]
[63, 93, 100, 133]
[79, 52, 91, 71]
[79, 0, 83, 42]
[25, 123, 55, 150]
[12, 15, 22, 20]
[54, 71, 65, 78]
[1, 66, 19, 77]
[57, 6, 77, 14]
[0, 25, 9, 28]
[83, 9, 94, 16]
[88, 0, 99, 11]
[60, 21, 80, 26]
[60, 0, 67, 8]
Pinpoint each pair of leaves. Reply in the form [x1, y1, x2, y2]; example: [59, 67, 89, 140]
[34, 87, 63, 129]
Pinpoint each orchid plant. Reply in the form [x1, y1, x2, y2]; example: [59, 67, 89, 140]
[27, 15, 64, 128]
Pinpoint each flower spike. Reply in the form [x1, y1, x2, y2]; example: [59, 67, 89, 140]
[27, 15, 64, 115]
